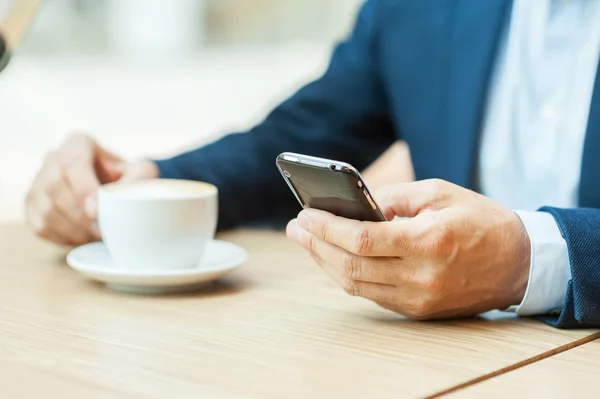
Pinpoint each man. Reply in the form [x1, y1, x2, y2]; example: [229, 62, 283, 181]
[26, 0, 600, 328]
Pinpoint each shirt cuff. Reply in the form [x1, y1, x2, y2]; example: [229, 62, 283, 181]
[506, 210, 572, 316]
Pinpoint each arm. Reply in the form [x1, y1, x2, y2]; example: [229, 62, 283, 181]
[533, 207, 600, 328]
[361, 141, 415, 191]
[155, 1, 395, 229]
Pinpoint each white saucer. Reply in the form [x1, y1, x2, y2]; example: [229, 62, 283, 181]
[66, 240, 247, 294]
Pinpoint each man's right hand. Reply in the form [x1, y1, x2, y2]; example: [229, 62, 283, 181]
[25, 134, 159, 246]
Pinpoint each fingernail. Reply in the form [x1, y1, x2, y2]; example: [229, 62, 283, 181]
[287, 220, 303, 243]
[298, 212, 312, 231]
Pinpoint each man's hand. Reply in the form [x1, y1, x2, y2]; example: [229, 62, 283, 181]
[286, 179, 531, 320]
[25, 134, 159, 246]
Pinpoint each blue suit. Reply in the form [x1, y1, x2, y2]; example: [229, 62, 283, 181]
[156, 0, 600, 328]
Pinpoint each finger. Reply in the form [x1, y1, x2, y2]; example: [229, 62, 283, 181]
[289, 219, 406, 285]
[63, 160, 100, 205]
[309, 251, 401, 303]
[84, 194, 98, 220]
[47, 209, 90, 245]
[34, 194, 92, 245]
[289, 219, 359, 289]
[317, 256, 396, 298]
[95, 147, 124, 184]
[310, 252, 361, 293]
[26, 206, 70, 246]
[118, 160, 158, 183]
[54, 183, 99, 241]
[41, 155, 98, 241]
[296, 208, 422, 257]
[60, 139, 101, 204]
[36, 228, 70, 246]
[96, 144, 122, 163]
[374, 179, 456, 218]
[328, 276, 424, 319]
[288, 221, 424, 312]
[95, 158, 123, 184]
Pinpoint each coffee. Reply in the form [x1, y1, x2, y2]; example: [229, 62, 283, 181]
[102, 179, 216, 199]
[98, 179, 218, 271]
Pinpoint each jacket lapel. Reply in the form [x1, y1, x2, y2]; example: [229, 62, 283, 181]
[578, 61, 600, 208]
[445, 0, 512, 189]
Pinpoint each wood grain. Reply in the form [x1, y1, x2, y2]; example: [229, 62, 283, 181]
[446, 338, 600, 398]
[0, 223, 596, 399]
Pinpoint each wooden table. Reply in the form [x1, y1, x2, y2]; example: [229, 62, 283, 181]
[448, 339, 600, 398]
[0, 223, 597, 399]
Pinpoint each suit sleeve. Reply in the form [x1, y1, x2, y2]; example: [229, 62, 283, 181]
[154, 1, 395, 230]
[535, 207, 600, 328]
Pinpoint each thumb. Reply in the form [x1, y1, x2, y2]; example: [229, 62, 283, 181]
[85, 145, 124, 219]
[95, 146, 125, 184]
[374, 179, 454, 218]
[84, 159, 157, 220]
[118, 160, 159, 183]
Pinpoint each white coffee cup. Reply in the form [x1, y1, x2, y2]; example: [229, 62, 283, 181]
[97, 179, 218, 271]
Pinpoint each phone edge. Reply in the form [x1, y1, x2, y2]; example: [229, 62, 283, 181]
[276, 152, 388, 222]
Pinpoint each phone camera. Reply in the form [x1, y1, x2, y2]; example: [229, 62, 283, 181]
[283, 170, 291, 178]
[329, 164, 337, 171]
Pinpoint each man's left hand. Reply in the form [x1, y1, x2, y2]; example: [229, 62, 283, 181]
[286, 179, 531, 320]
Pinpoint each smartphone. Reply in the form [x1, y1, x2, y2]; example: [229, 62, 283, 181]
[276, 152, 387, 222]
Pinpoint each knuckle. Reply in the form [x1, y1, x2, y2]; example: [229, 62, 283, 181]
[30, 217, 50, 238]
[342, 253, 361, 280]
[306, 233, 318, 253]
[352, 228, 374, 255]
[427, 225, 453, 255]
[341, 279, 362, 297]
[419, 271, 444, 295]
[315, 218, 325, 237]
[316, 218, 332, 241]
[427, 178, 447, 195]
[391, 230, 409, 251]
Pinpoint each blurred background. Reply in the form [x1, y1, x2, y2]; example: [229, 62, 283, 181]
[0, 0, 360, 221]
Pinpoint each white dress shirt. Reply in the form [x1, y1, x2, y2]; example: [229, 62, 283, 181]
[479, 0, 600, 315]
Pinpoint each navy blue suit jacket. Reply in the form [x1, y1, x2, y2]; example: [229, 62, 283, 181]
[156, 0, 600, 329]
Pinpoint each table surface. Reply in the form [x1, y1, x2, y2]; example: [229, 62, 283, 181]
[0, 223, 598, 399]
[448, 339, 600, 398]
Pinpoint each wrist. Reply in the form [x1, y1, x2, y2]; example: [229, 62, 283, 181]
[503, 211, 531, 308]
[144, 160, 159, 179]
